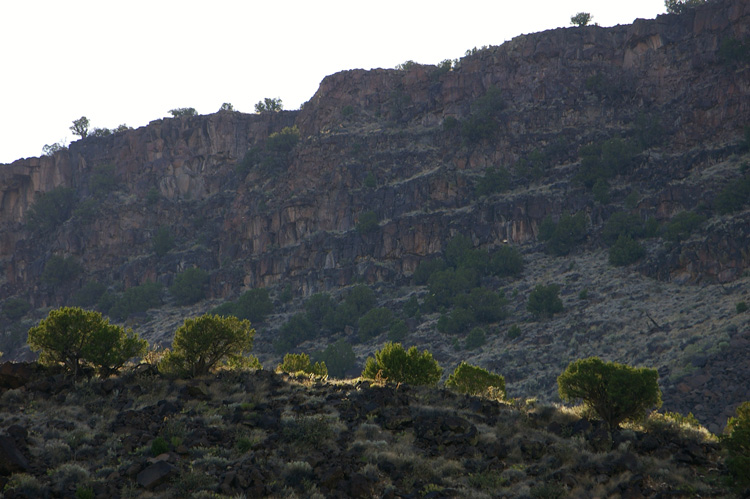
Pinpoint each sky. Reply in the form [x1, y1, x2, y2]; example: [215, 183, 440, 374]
[0, 1, 668, 164]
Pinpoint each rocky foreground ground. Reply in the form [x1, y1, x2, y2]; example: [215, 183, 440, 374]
[0, 362, 739, 498]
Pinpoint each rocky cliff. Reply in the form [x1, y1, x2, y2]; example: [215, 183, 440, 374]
[1, 0, 750, 430]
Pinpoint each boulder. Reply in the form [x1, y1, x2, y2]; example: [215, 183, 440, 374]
[0, 435, 29, 475]
[136, 461, 177, 489]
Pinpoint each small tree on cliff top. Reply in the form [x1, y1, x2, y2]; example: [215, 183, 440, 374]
[70, 116, 89, 139]
[570, 12, 593, 27]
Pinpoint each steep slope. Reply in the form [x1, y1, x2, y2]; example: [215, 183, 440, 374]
[1, 0, 749, 431]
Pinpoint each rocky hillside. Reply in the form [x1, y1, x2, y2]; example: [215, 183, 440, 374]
[0, 365, 735, 497]
[1, 0, 750, 431]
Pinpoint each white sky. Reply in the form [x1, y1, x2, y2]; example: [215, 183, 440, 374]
[0, 1, 667, 164]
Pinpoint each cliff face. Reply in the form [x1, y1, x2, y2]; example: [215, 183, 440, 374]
[1, 0, 750, 430]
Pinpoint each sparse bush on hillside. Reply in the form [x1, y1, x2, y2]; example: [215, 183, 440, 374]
[489, 245, 524, 277]
[2, 297, 31, 321]
[719, 37, 750, 65]
[721, 401, 750, 487]
[313, 339, 355, 378]
[274, 313, 315, 354]
[170, 267, 210, 306]
[90, 163, 118, 197]
[106, 281, 163, 320]
[362, 342, 442, 386]
[737, 301, 748, 314]
[388, 319, 409, 342]
[446, 362, 505, 398]
[358, 307, 393, 341]
[437, 307, 476, 335]
[539, 212, 587, 256]
[558, 356, 662, 430]
[41, 255, 81, 286]
[304, 293, 336, 330]
[507, 324, 522, 340]
[266, 126, 300, 154]
[461, 86, 504, 144]
[355, 210, 379, 233]
[412, 258, 448, 285]
[26, 186, 77, 232]
[608, 235, 646, 266]
[455, 287, 508, 323]
[161, 313, 254, 377]
[276, 352, 327, 377]
[714, 173, 750, 214]
[475, 166, 511, 196]
[663, 210, 706, 242]
[527, 284, 563, 319]
[332, 284, 376, 331]
[211, 288, 273, 323]
[464, 327, 487, 350]
[152, 226, 174, 257]
[426, 267, 478, 309]
[602, 212, 647, 245]
[576, 138, 637, 188]
[28, 307, 147, 377]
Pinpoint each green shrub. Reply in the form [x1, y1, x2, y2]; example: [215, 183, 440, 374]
[332, 285, 376, 330]
[42, 255, 81, 286]
[557, 357, 662, 430]
[170, 267, 210, 305]
[313, 339, 355, 378]
[388, 319, 409, 342]
[721, 401, 750, 487]
[412, 258, 447, 285]
[26, 186, 77, 232]
[464, 327, 487, 350]
[576, 138, 637, 188]
[602, 212, 646, 245]
[356, 210, 379, 233]
[72, 198, 99, 223]
[276, 352, 327, 377]
[592, 179, 610, 204]
[362, 342, 442, 386]
[90, 163, 118, 197]
[358, 307, 393, 341]
[437, 307, 475, 335]
[169, 107, 197, 117]
[714, 174, 750, 214]
[663, 210, 706, 241]
[304, 293, 336, 329]
[254, 98, 283, 113]
[224, 354, 262, 372]
[446, 362, 505, 397]
[363, 171, 376, 188]
[70, 281, 106, 308]
[608, 235, 646, 266]
[507, 324, 522, 340]
[403, 295, 420, 318]
[27, 307, 147, 377]
[454, 287, 508, 323]
[719, 37, 750, 65]
[108, 281, 163, 320]
[145, 187, 161, 205]
[461, 86, 504, 144]
[274, 313, 315, 354]
[151, 436, 169, 456]
[476, 166, 511, 196]
[152, 226, 174, 257]
[265, 125, 299, 154]
[737, 302, 748, 314]
[489, 245, 524, 277]
[527, 284, 563, 319]
[427, 267, 478, 308]
[539, 213, 587, 256]
[161, 314, 255, 377]
[2, 298, 31, 321]
[215, 288, 274, 323]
